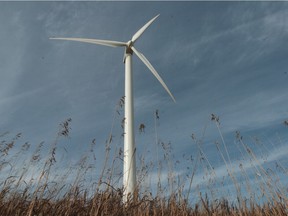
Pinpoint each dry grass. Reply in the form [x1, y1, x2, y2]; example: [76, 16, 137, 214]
[1, 113, 288, 215]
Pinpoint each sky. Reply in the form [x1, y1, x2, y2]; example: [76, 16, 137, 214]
[1, 1, 288, 201]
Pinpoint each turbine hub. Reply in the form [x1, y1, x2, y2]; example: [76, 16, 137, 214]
[127, 40, 133, 48]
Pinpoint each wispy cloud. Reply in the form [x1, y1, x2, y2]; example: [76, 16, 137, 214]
[186, 136, 288, 189]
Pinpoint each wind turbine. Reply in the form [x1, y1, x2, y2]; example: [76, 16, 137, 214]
[50, 14, 175, 202]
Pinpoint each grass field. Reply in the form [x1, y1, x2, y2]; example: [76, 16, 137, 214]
[1, 114, 288, 215]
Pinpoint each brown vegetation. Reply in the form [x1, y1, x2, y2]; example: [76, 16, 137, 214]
[1, 114, 288, 215]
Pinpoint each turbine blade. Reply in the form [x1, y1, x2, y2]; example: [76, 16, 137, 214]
[49, 37, 126, 47]
[131, 14, 160, 44]
[131, 47, 176, 103]
[123, 48, 127, 63]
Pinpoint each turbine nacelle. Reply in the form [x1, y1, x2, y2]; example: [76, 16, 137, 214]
[125, 40, 134, 56]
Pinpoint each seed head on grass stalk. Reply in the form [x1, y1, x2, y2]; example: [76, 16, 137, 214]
[27, 118, 72, 216]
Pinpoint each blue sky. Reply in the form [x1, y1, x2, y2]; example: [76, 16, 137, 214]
[1, 2, 288, 201]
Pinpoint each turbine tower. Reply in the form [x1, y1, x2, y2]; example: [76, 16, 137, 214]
[50, 14, 175, 202]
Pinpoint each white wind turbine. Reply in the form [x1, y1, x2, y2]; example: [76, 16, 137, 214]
[50, 14, 175, 202]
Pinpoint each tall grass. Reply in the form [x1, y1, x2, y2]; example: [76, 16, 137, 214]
[1, 111, 288, 215]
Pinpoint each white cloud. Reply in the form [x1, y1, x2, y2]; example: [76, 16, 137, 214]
[217, 90, 288, 133]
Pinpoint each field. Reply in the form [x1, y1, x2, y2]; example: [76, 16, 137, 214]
[1, 114, 288, 216]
